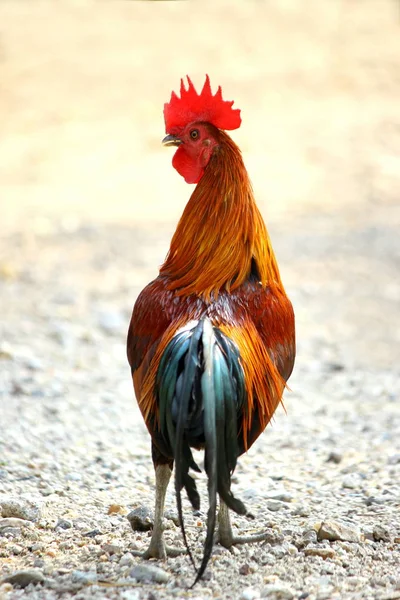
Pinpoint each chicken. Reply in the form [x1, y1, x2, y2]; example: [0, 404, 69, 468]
[127, 75, 295, 584]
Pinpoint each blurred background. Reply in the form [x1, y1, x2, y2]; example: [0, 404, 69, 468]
[0, 2, 399, 591]
[1, 0, 400, 415]
[1, 0, 400, 372]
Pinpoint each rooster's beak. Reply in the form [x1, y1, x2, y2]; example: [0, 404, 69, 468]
[162, 134, 182, 147]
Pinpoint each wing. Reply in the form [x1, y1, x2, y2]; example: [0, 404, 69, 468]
[246, 282, 295, 383]
[206, 280, 295, 451]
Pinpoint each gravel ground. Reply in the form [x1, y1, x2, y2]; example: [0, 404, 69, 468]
[1, 2, 400, 599]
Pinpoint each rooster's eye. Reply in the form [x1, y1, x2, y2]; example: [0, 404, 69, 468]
[190, 129, 199, 140]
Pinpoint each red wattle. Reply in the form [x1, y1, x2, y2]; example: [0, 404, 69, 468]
[172, 146, 204, 184]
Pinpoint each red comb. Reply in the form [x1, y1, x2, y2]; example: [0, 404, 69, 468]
[164, 75, 241, 134]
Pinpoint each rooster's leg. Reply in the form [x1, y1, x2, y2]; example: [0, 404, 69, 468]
[135, 463, 185, 559]
[217, 499, 273, 547]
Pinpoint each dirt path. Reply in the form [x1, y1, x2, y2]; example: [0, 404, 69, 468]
[1, 2, 400, 599]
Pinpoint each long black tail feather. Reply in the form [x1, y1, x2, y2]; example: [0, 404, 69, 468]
[157, 317, 246, 585]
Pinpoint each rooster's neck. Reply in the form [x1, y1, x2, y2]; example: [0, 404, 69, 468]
[160, 132, 282, 300]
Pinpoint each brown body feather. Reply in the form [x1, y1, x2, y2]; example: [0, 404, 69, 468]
[128, 126, 295, 455]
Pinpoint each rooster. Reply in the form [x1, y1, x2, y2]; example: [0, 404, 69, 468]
[127, 75, 295, 584]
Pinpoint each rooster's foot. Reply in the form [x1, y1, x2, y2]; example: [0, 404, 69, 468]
[131, 539, 186, 560]
[218, 530, 275, 548]
[217, 499, 274, 549]
[131, 464, 186, 560]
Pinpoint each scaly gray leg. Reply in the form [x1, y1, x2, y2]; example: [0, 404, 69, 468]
[217, 499, 274, 547]
[132, 464, 185, 559]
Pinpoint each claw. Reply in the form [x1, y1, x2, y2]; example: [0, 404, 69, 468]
[131, 543, 186, 560]
[217, 499, 275, 548]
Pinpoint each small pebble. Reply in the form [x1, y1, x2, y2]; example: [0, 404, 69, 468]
[119, 590, 141, 600]
[127, 506, 153, 532]
[266, 490, 293, 503]
[317, 521, 361, 543]
[261, 583, 294, 599]
[341, 474, 360, 489]
[0, 583, 14, 595]
[108, 503, 124, 515]
[71, 570, 98, 585]
[83, 528, 103, 537]
[267, 500, 285, 512]
[33, 559, 45, 568]
[240, 587, 260, 600]
[0, 518, 33, 530]
[304, 546, 336, 559]
[0, 526, 22, 538]
[239, 563, 252, 575]
[387, 454, 400, 465]
[373, 525, 391, 542]
[259, 554, 275, 566]
[119, 552, 135, 567]
[65, 472, 82, 482]
[129, 564, 169, 583]
[301, 530, 318, 546]
[292, 504, 311, 517]
[103, 543, 122, 555]
[0, 498, 40, 522]
[59, 541, 74, 550]
[2, 569, 45, 588]
[326, 451, 343, 464]
[56, 518, 73, 529]
[40, 487, 55, 497]
[365, 495, 392, 506]
[270, 545, 286, 558]
[24, 357, 43, 371]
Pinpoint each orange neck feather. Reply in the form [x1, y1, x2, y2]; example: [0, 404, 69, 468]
[160, 131, 283, 300]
